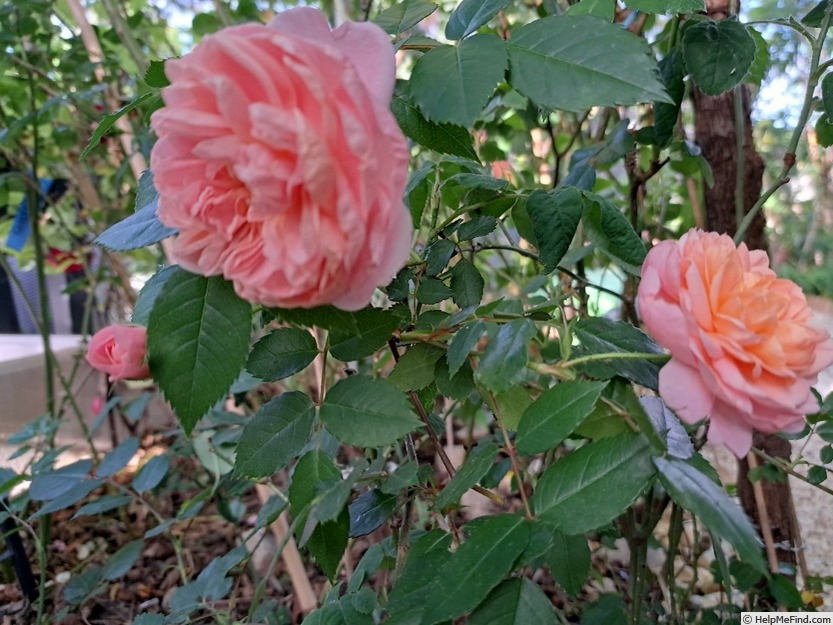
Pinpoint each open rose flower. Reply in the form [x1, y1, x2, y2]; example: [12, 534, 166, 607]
[638, 230, 833, 457]
[150, 7, 412, 310]
[86, 325, 151, 381]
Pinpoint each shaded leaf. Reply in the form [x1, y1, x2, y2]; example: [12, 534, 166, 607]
[446, 0, 510, 39]
[572, 317, 666, 390]
[655, 456, 766, 571]
[388, 344, 444, 392]
[545, 532, 590, 597]
[349, 490, 398, 537]
[624, 0, 704, 12]
[682, 20, 756, 96]
[447, 319, 487, 377]
[527, 187, 583, 273]
[435, 442, 499, 509]
[475, 319, 536, 394]
[450, 258, 484, 308]
[246, 327, 318, 382]
[101, 540, 143, 580]
[133, 455, 170, 493]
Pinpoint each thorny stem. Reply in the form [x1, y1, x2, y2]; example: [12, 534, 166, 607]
[734, 3, 833, 244]
[752, 448, 833, 498]
[494, 400, 532, 519]
[560, 351, 670, 368]
[388, 340, 502, 505]
[733, 84, 746, 231]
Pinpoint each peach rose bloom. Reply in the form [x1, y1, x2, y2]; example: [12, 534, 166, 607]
[86, 325, 151, 381]
[638, 230, 833, 457]
[150, 7, 412, 310]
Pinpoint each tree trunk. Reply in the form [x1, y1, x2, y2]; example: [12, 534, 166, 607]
[691, 0, 799, 578]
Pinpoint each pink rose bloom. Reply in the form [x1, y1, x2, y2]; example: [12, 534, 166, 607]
[150, 8, 412, 310]
[638, 230, 833, 457]
[86, 325, 151, 381]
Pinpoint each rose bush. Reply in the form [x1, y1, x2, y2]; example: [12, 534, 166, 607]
[85, 325, 151, 381]
[638, 229, 833, 456]
[149, 7, 412, 310]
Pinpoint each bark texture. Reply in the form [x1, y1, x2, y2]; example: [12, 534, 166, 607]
[691, 0, 798, 577]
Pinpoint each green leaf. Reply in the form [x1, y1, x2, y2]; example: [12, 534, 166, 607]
[392, 81, 479, 160]
[389, 344, 445, 392]
[97, 436, 139, 478]
[434, 357, 475, 400]
[581, 192, 646, 275]
[435, 442, 499, 509]
[144, 59, 170, 87]
[475, 319, 536, 394]
[416, 277, 453, 304]
[329, 308, 400, 361]
[101, 540, 143, 580]
[246, 327, 318, 382]
[468, 578, 557, 625]
[682, 20, 756, 96]
[567, 0, 614, 20]
[526, 187, 583, 273]
[823, 74, 833, 120]
[133, 455, 169, 493]
[817, 114, 833, 148]
[30, 480, 103, 519]
[802, 0, 829, 27]
[450, 259, 484, 308]
[807, 465, 827, 484]
[132, 265, 178, 325]
[516, 381, 607, 454]
[148, 270, 251, 434]
[349, 489, 398, 537]
[254, 494, 288, 530]
[447, 319, 486, 377]
[531, 434, 656, 534]
[446, 0, 510, 39]
[624, 0, 704, 13]
[132, 615, 166, 625]
[320, 376, 422, 447]
[233, 392, 316, 478]
[425, 239, 456, 276]
[572, 317, 666, 390]
[63, 567, 103, 605]
[582, 595, 627, 625]
[545, 531, 590, 597]
[94, 170, 176, 251]
[654, 456, 766, 571]
[374, 0, 438, 37]
[506, 15, 670, 111]
[410, 35, 507, 127]
[94, 202, 177, 252]
[653, 48, 685, 147]
[73, 495, 132, 518]
[745, 26, 770, 88]
[386, 531, 454, 622]
[30, 459, 92, 501]
[421, 515, 531, 625]
[81, 92, 155, 160]
[289, 451, 349, 580]
[493, 386, 533, 431]
[457, 215, 498, 241]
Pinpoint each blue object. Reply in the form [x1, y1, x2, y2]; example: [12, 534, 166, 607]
[6, 178, 53, 251]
